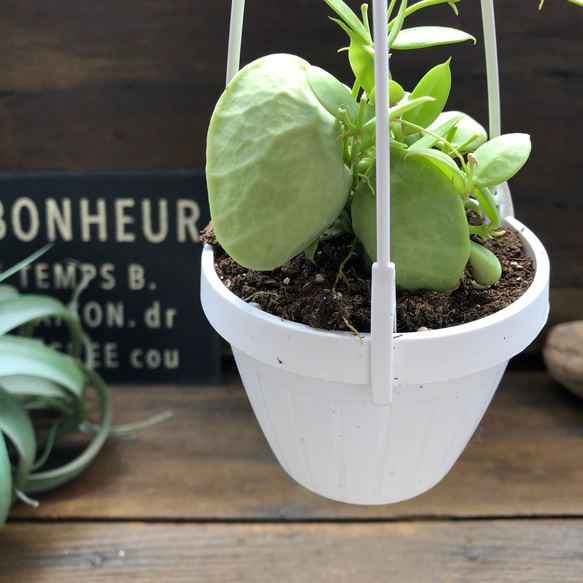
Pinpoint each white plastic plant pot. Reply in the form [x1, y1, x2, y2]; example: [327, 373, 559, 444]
[200, 216, 549, 505]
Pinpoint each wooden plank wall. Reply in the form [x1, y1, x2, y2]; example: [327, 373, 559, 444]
[1, 0, 582, 328]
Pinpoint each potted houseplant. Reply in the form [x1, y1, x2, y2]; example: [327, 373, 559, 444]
[201, 0, 550, 504]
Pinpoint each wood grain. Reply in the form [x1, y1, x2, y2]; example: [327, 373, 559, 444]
[8, 367, 583, 522]
[2, 520, 583, 583]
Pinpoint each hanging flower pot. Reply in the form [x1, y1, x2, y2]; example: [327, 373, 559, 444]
[201, 0, 550, 504]
[201, 215, 548, 504]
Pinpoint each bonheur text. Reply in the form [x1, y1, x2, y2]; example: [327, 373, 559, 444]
[0, 197, 201, 243]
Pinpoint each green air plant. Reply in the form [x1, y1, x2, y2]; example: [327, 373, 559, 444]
[0, 246, 169, 531]
[206, 0, 532, 293]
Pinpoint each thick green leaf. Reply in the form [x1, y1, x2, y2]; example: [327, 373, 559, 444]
[207, 54, 352, 271]
[468, 240, 502, 286]
[405, 148, 466, 193]
[402, 60, 451, 129]
[393, 26, 475, 50]
[351, 149, 470, 291]
[472, 133, 531, 189]
[306, 65, 358, 122]
[0, 434, 12, 529]
[0, 384, 36, 491]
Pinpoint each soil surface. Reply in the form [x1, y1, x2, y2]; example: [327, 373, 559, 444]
[201, 222, 535, 334]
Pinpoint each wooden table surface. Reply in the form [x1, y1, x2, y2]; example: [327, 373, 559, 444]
[1, 358, 582, 582]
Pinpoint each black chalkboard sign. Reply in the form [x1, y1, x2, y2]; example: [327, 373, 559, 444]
[0, 171, 220, 384]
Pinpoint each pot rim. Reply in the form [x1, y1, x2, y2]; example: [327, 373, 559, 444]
[201, 215, 549, 385]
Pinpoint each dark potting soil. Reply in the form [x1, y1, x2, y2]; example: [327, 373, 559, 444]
[201, 222, 535, 334]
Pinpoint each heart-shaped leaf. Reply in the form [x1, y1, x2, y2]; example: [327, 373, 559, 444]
[206, 54, 352, 271]
[351, 149, 470, 291]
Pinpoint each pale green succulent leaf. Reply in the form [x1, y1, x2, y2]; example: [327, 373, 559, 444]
[351, 149, 470, 291]
[207, 54, 352, 271]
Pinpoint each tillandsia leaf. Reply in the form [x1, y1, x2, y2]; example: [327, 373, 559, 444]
[0, 336, 86, 400]
[407, 113, 463, 151]
[392, 26, 476, 50]
[0, 285, 19, 301]
[468, 240, 502, 287]
[0, 384, 37, 493]
[405, 148, 467, 193]
[0, 294, 84, 358]
[306, 65, 358, 123]
[402, 59, 452, 129]
[31, 415, 65, 471]
[0, 336, 87, 443]
[24, 365, 112, 495]
[322, 0, 372, 44]
[0, 243, 53, 284]
[0, 373, 80, 449]
[471, 133, 532, 189]
[0, 374, 74, 406]
[0, 434, 12, 529]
